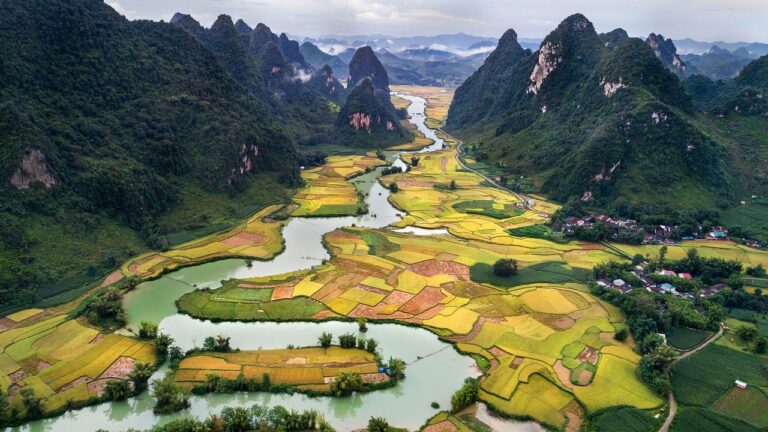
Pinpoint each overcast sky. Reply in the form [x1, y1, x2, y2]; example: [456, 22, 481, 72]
[108, 0, 768, 42]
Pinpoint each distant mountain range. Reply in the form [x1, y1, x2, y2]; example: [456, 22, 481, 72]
[299, 33, 500, 87]
[299, 32, 767, 84]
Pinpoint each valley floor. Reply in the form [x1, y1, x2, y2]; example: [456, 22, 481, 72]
[2, 86, 768, 432]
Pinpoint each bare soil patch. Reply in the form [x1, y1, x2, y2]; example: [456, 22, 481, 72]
[554, 360, 576, 389]
[99, 356, 135, 379]
[576, 369, 593, 386]
[423, 420, 457, 432]
[100, 269, 125, 287]
[60, 376, 92, 392]
[577, 347, 599, 365]
[221, 231, 266, 247]
[271, 285, 294, 301]
[409, 260, 469, 277]
[400, 287, 445, 315]
[361, 372, 389, 384]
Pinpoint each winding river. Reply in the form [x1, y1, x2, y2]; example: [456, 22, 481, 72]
[10, 94, 542, 432]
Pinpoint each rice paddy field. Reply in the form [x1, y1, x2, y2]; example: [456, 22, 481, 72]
[123, 204, 286, 279]
[291, 154, 387, 217]
[612, 240, 768, 268]
[390, 85, 454, 129]
[670, 343, 768, 430]
[388, 122, 435, 151]
[0, 313, 156, 416]
[177, 227, 661, 428]
[174, 346, 385, 393]
[383, 146, 565, 244]
[667, 327, 713, 350]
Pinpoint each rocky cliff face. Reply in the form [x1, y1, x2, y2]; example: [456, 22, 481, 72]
[646, 33, 686, 76]
[10, 149, 55, 190]
[308, 65, 346, 103]
[335, 77, 404, 145]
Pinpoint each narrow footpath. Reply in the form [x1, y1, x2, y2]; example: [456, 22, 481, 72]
[658, 323, 725, 432]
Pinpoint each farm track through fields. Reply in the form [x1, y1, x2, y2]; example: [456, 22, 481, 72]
[658, 323, 725, 432]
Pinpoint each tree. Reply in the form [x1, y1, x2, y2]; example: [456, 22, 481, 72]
[638, 346, 677, 395]
[19, 388, 42, 419]
[365, 338, 379, 354]
[330, 372, 363, 396]
[737, 326, 759, 342]
[659, 246, 668, 263]
[493, 258, 518, 277]
[0, 389, 8, 426]
[410, 156, 420, 167]
[450, 378, 479, 413]
[357, 317, 368, 332]
[152, 374, 191, 414]
[388, 182, 399, 193]
[448, 180, 457, 190]
[638, 333, 664, 354]
[754, 336, 768, 354]
[686, 248, 699, 260]
[129, 362, 154, 391]
[338, 333, 357, 348]
[387, 358, 407, 380]
[221, 406, 252, 432]
[156, 333, 174, 359]
[368, 417, 389, 432]
[318, 332, 333, 348]
[747, 264, 767, 278]
[202, 335, 232, 353]
[104, 380, 132, 401]
[139, 321, 158, 339]
[614, 327, 629, 342]
[168, 346, 184, 368]
[632, 254, 645, 266]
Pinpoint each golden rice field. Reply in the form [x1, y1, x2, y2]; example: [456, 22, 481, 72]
[174, 346, 384, 393]
[123, 204, 285, 279]
[381, 146, 563, 245]
[0, 314, 156, 416]
[179, 227, 661, 428]
[390, 85, 454, 129]
[391, 94, 412, 110]
[291, 154, 387, 217]
[388, 121, 434, 151]
[613, 240, 768, 268]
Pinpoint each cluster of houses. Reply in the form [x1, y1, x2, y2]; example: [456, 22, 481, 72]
[560, 214, 765, 248]
[596, 263, 727, 300]
[562, 214, 642, 236]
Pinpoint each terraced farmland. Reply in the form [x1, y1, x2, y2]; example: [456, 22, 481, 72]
[0, 314, 156, 416]
[124, 204, 286, 279]
[292, 154, 387, 217]
[174, 346, 386, 393]
[383, 146, 564, 244]
[177, 227, 661, 428]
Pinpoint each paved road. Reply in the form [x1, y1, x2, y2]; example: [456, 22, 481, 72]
[658, 323, 724, 432]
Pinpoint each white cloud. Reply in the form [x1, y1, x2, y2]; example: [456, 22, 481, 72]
[114, 0, 768, 42]
[106, 1, 134, 19]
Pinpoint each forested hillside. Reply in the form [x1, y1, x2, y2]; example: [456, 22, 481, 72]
[0, 0, 307, 309]
[447, 14, 768, 211]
